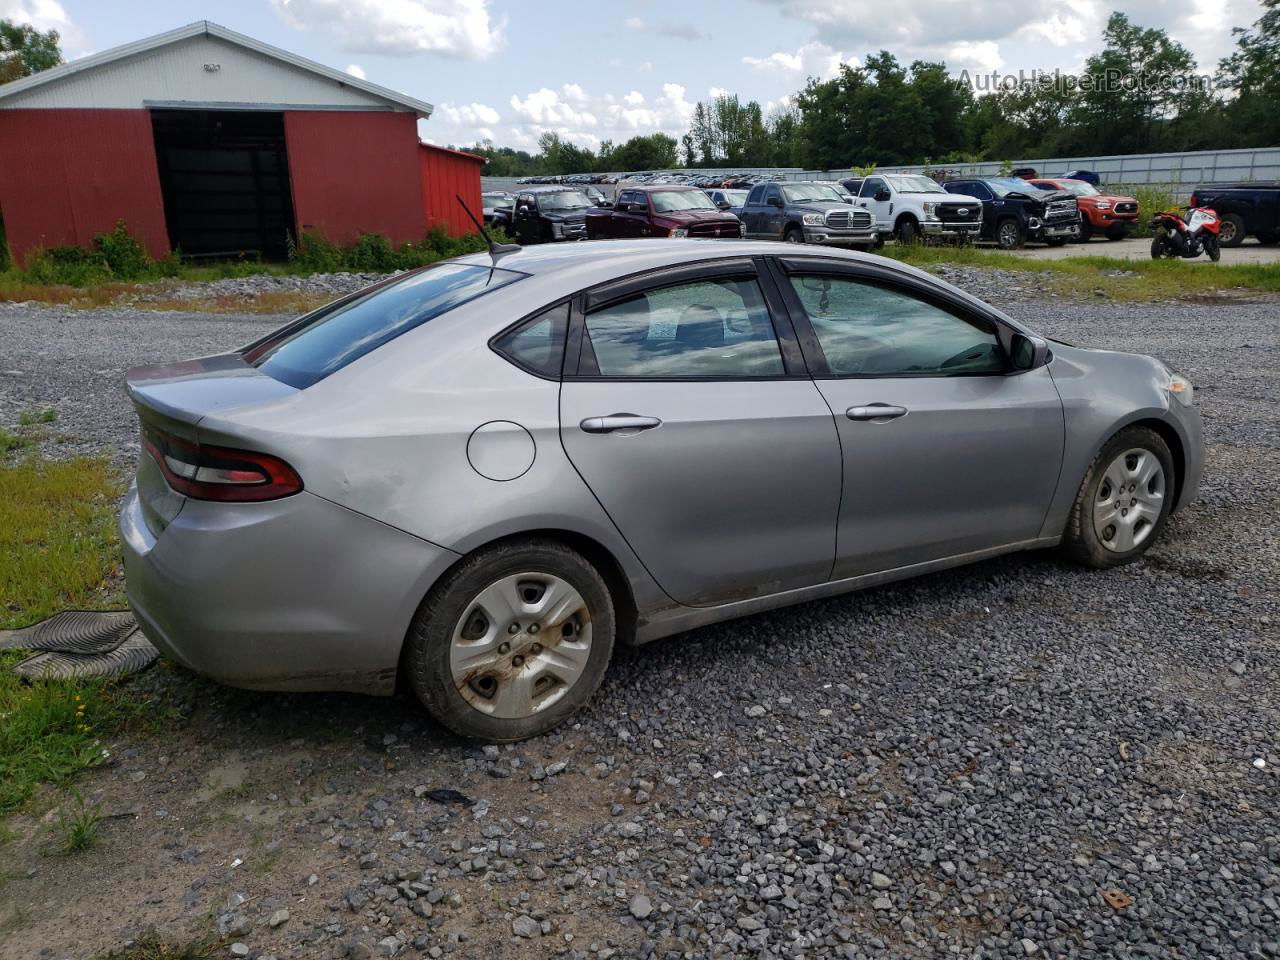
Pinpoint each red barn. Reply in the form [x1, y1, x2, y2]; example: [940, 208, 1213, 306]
[0, 20, 483, 266]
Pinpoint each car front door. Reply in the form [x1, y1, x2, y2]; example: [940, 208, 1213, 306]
[559, 261, 842, 607]
[771, 259, 1064, 578]
[741, 185, 766, 237]
[513, 194, 539, 244]
[763, 185, 787, 237]
[858, 177, 893, 232]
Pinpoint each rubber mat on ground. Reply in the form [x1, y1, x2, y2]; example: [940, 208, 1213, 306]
[0, 610, 138, 654]
[10, 633, 159, 680]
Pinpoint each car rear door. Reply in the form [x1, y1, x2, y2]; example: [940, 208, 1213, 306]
[559, 259, 842, 607]
[770, 257, 1064, 578]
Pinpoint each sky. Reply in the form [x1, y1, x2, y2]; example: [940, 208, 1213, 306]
[2, 0, 1267, 152]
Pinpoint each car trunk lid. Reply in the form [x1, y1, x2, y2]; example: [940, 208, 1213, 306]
[126, 353, 300, 536]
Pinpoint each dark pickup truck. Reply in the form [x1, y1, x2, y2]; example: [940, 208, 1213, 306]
[585, 185, 743, 239]
[739, 181, 878, 249]
[510, 187, 594, 243]
[943, 177, 1081, 249]
[1189, 183, 1280, 247]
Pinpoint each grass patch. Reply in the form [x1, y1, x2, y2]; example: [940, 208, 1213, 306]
[17, 408, 57, 426]
[0, 456, 167, 815]
[883, 243, 1280, 301]
[94, 934, 224, 960]
[54, 790, 104, 853]
[0, 457, 123, 628]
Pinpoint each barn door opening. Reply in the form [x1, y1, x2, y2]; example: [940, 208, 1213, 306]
[150, 109, 296, 261]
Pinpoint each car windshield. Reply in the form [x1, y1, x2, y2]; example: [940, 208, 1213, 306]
[650, 190, 718, 212]
[783, 184, 847, 203]
[885, 175, 946, 194]
[246, 263, 524, 389]
[987, 179, 1036, 197]
[483, 193, 513, 205]
[1053, 180, 1099, 197]
[539, 191, 592, 210]
[720, 190, 748, 205]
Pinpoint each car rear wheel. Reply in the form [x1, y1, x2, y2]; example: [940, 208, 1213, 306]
[404, 539, 615, 741]
[1218, 213, 1246, 247]
[1062, 426, 1175, 569]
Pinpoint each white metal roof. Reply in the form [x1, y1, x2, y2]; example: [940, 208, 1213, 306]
[0, 20, 433, 117]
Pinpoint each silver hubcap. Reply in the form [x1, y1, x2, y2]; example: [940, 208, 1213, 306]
[1093, 448, 1165, 553]
[450, 573, 592, 719]
[1000, 223, 1018, 247]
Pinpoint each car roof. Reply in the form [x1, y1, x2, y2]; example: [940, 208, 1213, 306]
[630, 184, 700, 192]
[521, 186, 584, 194]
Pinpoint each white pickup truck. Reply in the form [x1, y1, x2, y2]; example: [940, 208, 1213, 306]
[853, 174, 983, 243]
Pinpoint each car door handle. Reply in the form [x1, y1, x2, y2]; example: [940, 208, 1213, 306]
[580, 414, 662, 434]
[846, 404, 908, 421]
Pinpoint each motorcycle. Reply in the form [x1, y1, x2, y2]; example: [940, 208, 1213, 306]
[1150, 207, 1222, 262]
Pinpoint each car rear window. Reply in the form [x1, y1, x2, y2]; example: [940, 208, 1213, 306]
[245, 262, 524, 388]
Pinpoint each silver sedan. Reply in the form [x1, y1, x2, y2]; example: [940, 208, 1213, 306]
[121, 240, 1203, 740]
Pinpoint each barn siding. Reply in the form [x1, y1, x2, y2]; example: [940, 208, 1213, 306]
[283, 111, 426, 247]
[0, 108, 170, 265]
[419, 145, 486, 235]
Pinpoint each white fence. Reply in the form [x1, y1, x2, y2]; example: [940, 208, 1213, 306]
[481, 147, 1279, 202]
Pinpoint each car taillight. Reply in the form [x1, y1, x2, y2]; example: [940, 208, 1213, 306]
[141, 425, 302, 502]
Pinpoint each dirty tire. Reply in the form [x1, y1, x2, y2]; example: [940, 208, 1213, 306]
[1075, 219, 1093, 242]
[1218, 213, 1246, 247]
[1062, 426, 1175, 569]
[896, 219, 919, 245]
[404, 539, 615, 742]
[784, 226, 805, 244]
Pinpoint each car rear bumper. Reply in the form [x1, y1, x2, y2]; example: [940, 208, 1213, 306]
[120, 485, 461, 695]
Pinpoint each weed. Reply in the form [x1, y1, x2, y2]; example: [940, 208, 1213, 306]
[56, 790, 104, 853]
[0, 429, 34, 453]
[94, 933, 224, 960]
[17, 408, 56, 426]
[95, 220, 150, 280]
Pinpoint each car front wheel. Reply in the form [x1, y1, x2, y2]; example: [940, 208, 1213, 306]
[1063, 426, 1175, 568]
[404, 539, 616, 741]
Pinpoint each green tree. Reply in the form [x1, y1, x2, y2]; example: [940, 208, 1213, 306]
[0, 19, 61, 83]
[610, 133, 679, 171]
[1218, 0, 1280, 146]
[1071, 12, 1203, 154]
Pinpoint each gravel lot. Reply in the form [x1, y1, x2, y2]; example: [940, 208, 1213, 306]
[1, 279, 1277, 960]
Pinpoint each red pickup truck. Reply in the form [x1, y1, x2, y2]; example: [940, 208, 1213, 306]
[585, 185, 743, 239]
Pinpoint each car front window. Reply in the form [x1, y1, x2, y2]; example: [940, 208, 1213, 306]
[650, 191, 718, 213]
[886, 176, 946, 194]
[787, 276, 1004, 377]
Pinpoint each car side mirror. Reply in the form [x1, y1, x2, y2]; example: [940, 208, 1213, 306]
[716, 200, 730, 209]
[1010, 333, 1049, 371]
[874, 189, 891, 202]
[767, 196, 783, 208]
[843, 196, 854, 204]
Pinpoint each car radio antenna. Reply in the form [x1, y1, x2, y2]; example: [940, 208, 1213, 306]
[456, 194, 521, 258]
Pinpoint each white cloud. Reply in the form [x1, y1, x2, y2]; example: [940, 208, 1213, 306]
[440, 101, 501, 126]
[270, 0, 504, 60]
[489, 81, 695, 150]
[708, 86, 730, 98]
[624, 16, 644, 29]
[944, 40, 1004, 73]
[743, 41, 858, 81]
[344, 63, 366, 79]
[0, 0, 87, 55]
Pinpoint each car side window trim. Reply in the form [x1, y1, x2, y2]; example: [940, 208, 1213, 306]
[488, 299, 572, 381]
[764, 257, 1012, 379]
[567, 265, 805, 381]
